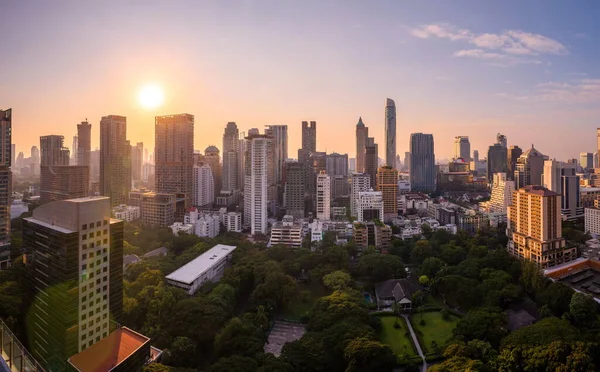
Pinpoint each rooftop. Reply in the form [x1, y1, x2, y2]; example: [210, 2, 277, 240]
[165, 244, 237, 285]
[520, 185, 559, 197]
[67, 327, 150, 372]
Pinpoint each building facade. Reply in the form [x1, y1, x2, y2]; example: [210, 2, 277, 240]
[507, 146, 523, 181]
[409, 133, 435, 192]
[193, 164, 214, 207]
[270, 215, 303, 248]
[377, 166, 398, 222]
[487, 143, 507, 182]
[40, 165, 89, 204]
[365, 137, 379, 188]
[353, 221, 392, 251]
[356, 191, 384, 222]
[244, 134, 269, 235]
[316, 172, 331, 220]
[514, 146, 545, 188]
[356, 117, 368, 173]
[325, 152, 348, 176]
[0, 109, 11, 268]
[131, 142, 143, 182]
[77, 121, 91, 170]
[543, 160, 582, 219]
[453, 136, 470, 161]
[350, 173, 371, 218]
[100, 115, 131, 207]
[283, 161, 305, 219]
[384, 98, 396, 167]
[486, 173, 515, 213]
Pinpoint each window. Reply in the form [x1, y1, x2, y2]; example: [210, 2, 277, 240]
[96, 260, 100, 266]
[103, 267, 107, 273]
[103, 257, 107, 263]
[81, 334, 86, 341]
[103, 332, 107, 338]
[103, 276, 107, 282]
[82, 244, 87, 250]
[89, 252, 94, 258]
[96, 326, 100, 332]
[102, 304, 107, 310]
[103, 248, 107, 254]
[103, 285, 107, 291]
[82, 314, 87, 320]
[90, 243, 94, 249]
[103, 229, 108, 235]
[88, 311, 93, 317]
[104, 220, 108, 226]
[96, 221, 101, 227]
[82, 295, 87, 302]
[82, 234, 87, 240]
[82, 254, 87, 260]
[96, 240, 101, 247]
[82, 324, 87, 331]
[82, 304, 86, 310]
[103, 239, 107, 244]
[81, 264, 87, 270]
[82, 224, 87, 230]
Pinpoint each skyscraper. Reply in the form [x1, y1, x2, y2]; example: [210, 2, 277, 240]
[507, 186, 575, 268]
[497, 133, 507, 148]
[131, 142, 143, 182]
[355, 117, 368, 173]
[580, 152, 594, 171]
[284, 161, 305, 219]
[71, 135, 78, 165]
[40, 165, 89, 204]
[298, 120, 317, 164]
[222, 122, 239, 192]
[325, 152, 348, 176]
[514, 145, 545, 188]
[350, 173, 370, 218]
[40, 135, 70, 166]
[77, 120, 91, 170]
[487, 143, 507, 182]
[100, 115, 131, 207]
[487, 173, 515, 213]
[244, 134, 269, 235]
[385, 99, 396, 167]
[365, 137, 379, 188]
[409, 133, 436, 192]
[0, 109, 11, 269]
[193, 164, 214, 207]
[316, 171, 331, 220]
[543, 160, 582, 219]
[453, 136, 470, 160]
[507, 145, 523, 181]
[23, 196, 123, 370]
[473, 150, 479, 163]
[31, 145, 40, 175]
[155, 114, 194, 207]
[597, 128, 600, 165]
[265, 125, 288, 205]
[377, 166, 398, 222]
[204, 146, 221, 201]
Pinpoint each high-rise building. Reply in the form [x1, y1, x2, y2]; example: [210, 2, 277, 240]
[316, 171, 331, 220]
[597, 128, 600, 165]
[353, 221, 392, 251]
[453, 136, 470, 160]
[193, 164, 214, 207]
[350, 173, 371, 218]
[298, 120, 317, 164]
[384, 98, 396, 167]
[409, 133, 435, 192]
[487, 143, 507, 182]
[365, 137, 379, 188]
[514, 145, 545, 188]
[356, 117, 368, 173]
[100, 115, 131, 207]
[543, 160, 582, 219]
[325, 152, 348, 176]
[77, 120, 92, 171]
[90, 149, 100, 181]
[265, 125, 288, 200]
[244, 134, 269, 235]
[284, 161, 305, 219]
[155, 114, 194, 208]
[0, 109, 11, 268]
[497, 133, 507, 148]
[507, 145, 523, 181]
[129, 190, 176, 227]
[40, 166, 89, 204]
[580, 152, 594, 171]
[23, 196, 123, 369]
[204, 146, 221, 201]
[507, 186, 576, 268]
[222, 122, 239, 192]
[30, 145, 40, 175]
[131, 142, 143, 182]
[71, 135, 78, 165]
[473, 150, 479, 163]
[40, 135, 70, 166]
[10, 144, 15, 169]
[403, 151, 411, 172]
[486, 173, 515, 213]
[377, 166, 398, 222]
[356, 190, 384, 222]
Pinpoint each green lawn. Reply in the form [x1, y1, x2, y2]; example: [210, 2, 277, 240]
[282, 282, 328, 320]
[378, 316, 418, 358]
[411, 311, 459, 354]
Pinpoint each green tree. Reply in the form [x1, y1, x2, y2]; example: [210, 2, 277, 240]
[420, 257, 446, 278]
[166, 337, 197, 367]
[411, 240, 434, 264]
[536, 282, 573, 317]
[207, 355, 260, 372]
[214, 317, 264, 359]
[343, 337, 395, 372]
[501, 317, 579, 348]
[569, 292, 599, 327]
[358, 253, 405, 282]
[323, 270, 352, 291]
[453, 308, 507, 348]
[418, 275, 430, 286]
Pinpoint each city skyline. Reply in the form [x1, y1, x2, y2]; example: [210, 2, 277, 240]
[1, 1, 599, 161]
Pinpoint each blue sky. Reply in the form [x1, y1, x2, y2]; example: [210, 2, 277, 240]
[1, 0, 599, 160]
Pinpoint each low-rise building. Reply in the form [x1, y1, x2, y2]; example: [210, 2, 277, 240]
[580, 187, 600, 208]
[270, 215, 303, 248]
[310, 220, 324, 244]
[129, 190, 176, 227]
[353, 221, 392, 251]
[112, 204, 141, 222]
[195, 214, 220, 238]
[165, 244, 237, 295]
[223, 211, 242, 232]
[401, 226, 422, 240]
[170, 222, 195, 235]
[458, 209, 490, 233]
[356, 190, 384, 222]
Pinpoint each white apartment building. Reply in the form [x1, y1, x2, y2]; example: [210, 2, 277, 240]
[223, 211, 242, 233]
[356, 191, 384, 222]
[244, 135, 268, 235]
[310, 220, 324, 244]
[316, 172, 331, 220]
[270, 215, 303, 248]
[193, 164, 214, 207]
[112, 204, 140, 221]
[195, 214, 220, 238]
[585, 207, 600, 235]
[350, 173, 371, 217]
[486, 173, 515, 213]
[170, 222, 194, 235]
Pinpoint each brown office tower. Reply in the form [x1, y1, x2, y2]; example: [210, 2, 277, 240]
[377, 166, 399, 222]
[40, 135, 70, 166]
[507, 185, 576, 268]
[0, 109, 11, 268]
[155, 114, 194, 208]
[77, 121, 91, 169]
[40, 166, 89, 204]
[100, 115, 131, 207]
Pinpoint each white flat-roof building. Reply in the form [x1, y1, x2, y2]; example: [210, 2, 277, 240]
[224, 211, 242, 232]
[270, 215, 303, 248]
[170, 222, 194, 235]
[165, 244, 237, 295]
[112, 204, 141, 221]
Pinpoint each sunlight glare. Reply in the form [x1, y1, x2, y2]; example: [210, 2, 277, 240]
[138, 84, 165, 109]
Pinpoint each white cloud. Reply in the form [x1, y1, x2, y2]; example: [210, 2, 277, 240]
[409, 23, 472, 41]
[454, 49, 541, 66]
[502, 78, 600, 104]
[505, 30, 568, 55]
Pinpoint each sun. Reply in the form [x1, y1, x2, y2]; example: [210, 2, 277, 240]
[138, 84, 164, 109]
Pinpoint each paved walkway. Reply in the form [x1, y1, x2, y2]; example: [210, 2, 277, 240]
[402, 314, 427, 372]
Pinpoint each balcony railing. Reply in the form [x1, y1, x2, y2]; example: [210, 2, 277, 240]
[0, 319, 45, 372]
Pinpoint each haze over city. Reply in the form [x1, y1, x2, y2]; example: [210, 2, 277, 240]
[2, 0, 599, 160]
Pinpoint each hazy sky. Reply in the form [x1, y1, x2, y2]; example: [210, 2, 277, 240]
[1, 0, 599, 161]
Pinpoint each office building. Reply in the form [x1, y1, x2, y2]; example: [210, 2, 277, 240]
[77, 120, 91, 171]
[326, 152, 348, 176]
[270, 215, 303, 248]
[487, 143, 507, 182]
[244, 134, 269, 235]
[409, 133, 436, 192]
[265, 125, 288, 201]
[384, 98, 396, 167]
[23, 197, 123, 370]
[203, 146, 221, 200]
[193, 164, 214, 207]
[71, 135, 78, 165]
[497, 133, 507, 148]
[486, 173, 515, 213]
[356, 191, 384, 222]
[507, 145, 523, 181]
[350, 173, 371, 218]
[284, 161, 305, 219]
[166, 244, 236, 295]
[365, 137, 379, 188]
[222, 122, 240, 193]
[40, 135, 70, 166]
[100, 115, 131, 207]
[473, 150, 479, 163]
[353, 221, 392, 251]
[131, 142, 143, 182]
[356, 117, 368, 173]
[316, 172, 331, 220]
[377, 166, 398, 222]
[155, 114, 194, 208]
[40, 165, 89, 204]
[514, 145, 545, 188]
[507, 186, 576, 268]
[543, 160, 582, 219]
[453, 136, 470, 160]
[298, 120, 316, 164]
[0, 109, 11, 269]
[580, 152, 594, 171]
[129, 190, 175, 227]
